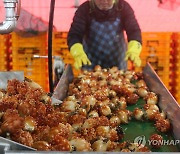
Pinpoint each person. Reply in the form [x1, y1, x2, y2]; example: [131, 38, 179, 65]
[68, 0, 142, 70]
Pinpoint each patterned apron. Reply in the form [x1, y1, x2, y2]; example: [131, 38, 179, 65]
[83, 17, 127, 70]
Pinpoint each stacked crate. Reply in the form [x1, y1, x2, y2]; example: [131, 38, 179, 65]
[172, 33, 180, 104]
[0, 34, 9, 71]
[9, 32, 49, 92]
[134, 32, 173, 90]
[52, 32, 81, 76]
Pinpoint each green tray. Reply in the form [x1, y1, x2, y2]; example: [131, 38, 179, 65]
[121, 98, 180, 152]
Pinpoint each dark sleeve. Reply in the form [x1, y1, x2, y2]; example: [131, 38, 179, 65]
[67, 2, 90, 49]
[121, 1, 142, 44]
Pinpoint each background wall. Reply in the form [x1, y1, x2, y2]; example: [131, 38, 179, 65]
[0, 0, 180, 32]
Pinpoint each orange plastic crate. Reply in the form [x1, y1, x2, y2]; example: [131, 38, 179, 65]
[53, 48, 70, 56]
[10, 32, 47, 48]
[0, 34, 8, 71]
[142, 32, 173, 42]
[53, 38, 68, 48]
[141, 46, 172, 57]
[0, 34, 8, 48]
[53, 32, 68, 39]
[10, 47, 49, 92]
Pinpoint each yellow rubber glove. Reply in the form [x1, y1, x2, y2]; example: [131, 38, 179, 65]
[125, 40, 142, 67]
[70, 43, 91, 69]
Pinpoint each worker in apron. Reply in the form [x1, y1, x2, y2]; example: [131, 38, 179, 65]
[68, 0, 142, 70]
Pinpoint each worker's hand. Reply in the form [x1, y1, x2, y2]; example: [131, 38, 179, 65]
[125, 40, 142, 67]
[70, 43, 91, 69]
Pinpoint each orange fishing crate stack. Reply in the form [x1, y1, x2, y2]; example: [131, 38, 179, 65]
[171, 33, 180, 104]
[0, 34, 9, 71]
[9, 32, 49, 92]
[134, 32, 173, 90]
[52, 32, 80, 76]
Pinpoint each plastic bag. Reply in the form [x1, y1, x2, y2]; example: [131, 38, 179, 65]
[14, 9, 50, 37]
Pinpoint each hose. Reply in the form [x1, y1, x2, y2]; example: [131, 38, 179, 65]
[48, 0, 55, 93]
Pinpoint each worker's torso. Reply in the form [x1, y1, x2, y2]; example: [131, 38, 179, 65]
[83, 17, 127, 70]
